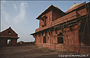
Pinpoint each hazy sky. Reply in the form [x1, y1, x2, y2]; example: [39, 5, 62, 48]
[1, 0, 89, 42]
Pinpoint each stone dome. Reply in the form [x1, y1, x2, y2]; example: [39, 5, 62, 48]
[68, 3, 81, 10]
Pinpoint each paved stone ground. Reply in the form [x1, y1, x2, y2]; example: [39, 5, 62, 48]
[0, 44, 89, 58]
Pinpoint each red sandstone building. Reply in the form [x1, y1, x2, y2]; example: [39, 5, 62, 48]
[31, 2, 90, 53]
[0, 27, 19, 46]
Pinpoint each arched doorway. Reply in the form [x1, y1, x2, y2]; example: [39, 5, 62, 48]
[7, 39, 11, 44]
[57, 33, 63, 44]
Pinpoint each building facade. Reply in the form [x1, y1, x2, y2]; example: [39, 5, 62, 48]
[0, 27, 19, 46]
[31, 2, 90, 52]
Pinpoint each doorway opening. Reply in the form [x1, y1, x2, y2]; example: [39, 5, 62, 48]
[57, 33, 63, 44]
[7, 39, 11, 44]
[43, 36, 46, 43]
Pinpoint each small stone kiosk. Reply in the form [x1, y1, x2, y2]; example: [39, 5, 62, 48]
[0, 27, 19, 46]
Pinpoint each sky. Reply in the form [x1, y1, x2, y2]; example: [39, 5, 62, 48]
[1, 0, 90, 42]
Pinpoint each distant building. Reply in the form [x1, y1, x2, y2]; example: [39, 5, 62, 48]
[31, 2, 90, 52]
[18, 41, 24, 45]
[0, 27, 19, 46]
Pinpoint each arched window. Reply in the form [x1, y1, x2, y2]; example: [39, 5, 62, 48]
[8, 30, 11, 35]
[41, 15, 47, 27]
[43, 36, 46, 43]
[57, 33, 63, 43]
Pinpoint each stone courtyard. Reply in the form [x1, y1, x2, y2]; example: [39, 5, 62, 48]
[0, 44, 89, 58]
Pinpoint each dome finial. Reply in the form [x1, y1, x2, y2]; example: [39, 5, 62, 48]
[68, 3, 81, 10]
